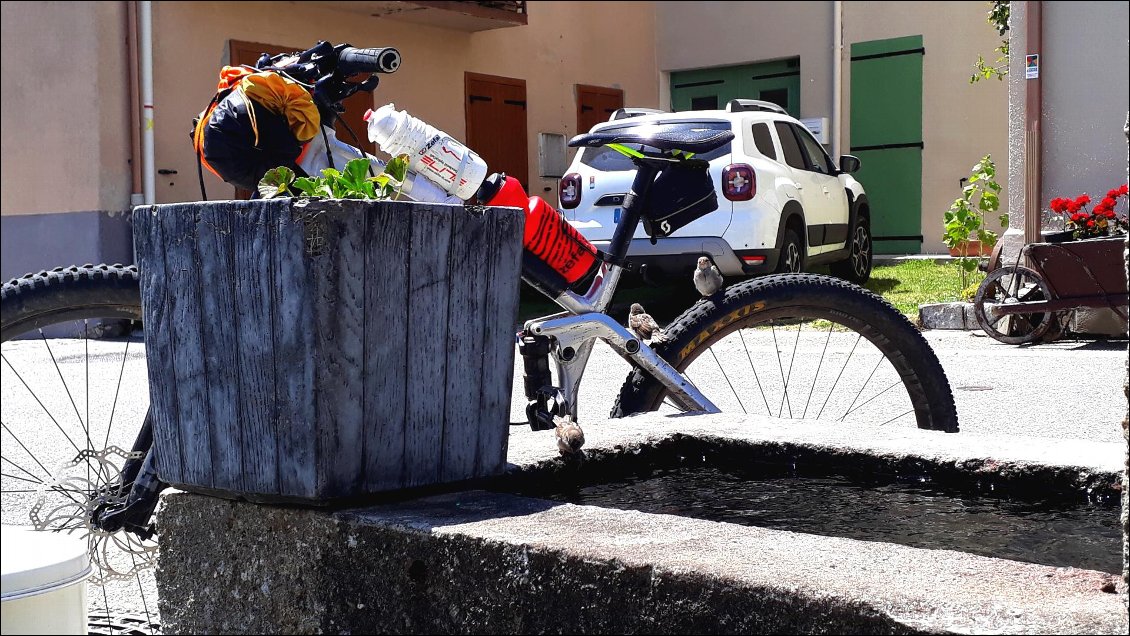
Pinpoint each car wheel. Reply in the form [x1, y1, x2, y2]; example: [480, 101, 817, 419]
[775, 227, 804, 274]
[831, 217, 872, 284]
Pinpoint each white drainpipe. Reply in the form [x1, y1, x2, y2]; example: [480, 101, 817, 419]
[833, 0, 843, 160]
[139, 0, 155, 204]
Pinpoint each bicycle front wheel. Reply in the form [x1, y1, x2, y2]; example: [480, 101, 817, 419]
[612, 274, 959, 432]
[1, 264, 159, 630]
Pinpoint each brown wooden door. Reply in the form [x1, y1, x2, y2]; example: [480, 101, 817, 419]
[228, 40, 375, 198]
[576, 84, 624, 134]
[465, 72, 528, 190]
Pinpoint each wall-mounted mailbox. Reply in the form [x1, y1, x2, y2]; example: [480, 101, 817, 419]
[801, 117, 831, 144]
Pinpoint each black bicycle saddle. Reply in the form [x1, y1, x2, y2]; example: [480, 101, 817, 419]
[568, 125, 734, 155]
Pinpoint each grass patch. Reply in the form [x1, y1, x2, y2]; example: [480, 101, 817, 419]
[517, 260, 984, 326]
[861, 260, 984, 317]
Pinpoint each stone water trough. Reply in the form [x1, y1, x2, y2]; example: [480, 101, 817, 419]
[155, 412, 1129, 635]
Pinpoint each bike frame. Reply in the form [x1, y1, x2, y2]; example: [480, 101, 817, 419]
[522, 160, 720, 420]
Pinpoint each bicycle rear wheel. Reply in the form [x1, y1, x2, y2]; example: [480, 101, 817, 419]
[1, 264, 158, 631]
[612, 274, 959, 432]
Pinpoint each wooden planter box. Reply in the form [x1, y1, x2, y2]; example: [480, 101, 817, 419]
[133, 199, 523, 503]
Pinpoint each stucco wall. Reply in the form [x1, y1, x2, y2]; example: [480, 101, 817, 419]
[467, 1, 658, 199]
[655, 1, 834, 121]
[0, 1, 132, 216]
[150, 1, 658, 204]
[842, 1, 1010, 253]
[1040, 1, 1130, 208]
[654, 1, 1009, 254]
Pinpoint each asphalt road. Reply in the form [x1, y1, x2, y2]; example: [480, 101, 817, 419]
[2, 319, 1127, 630]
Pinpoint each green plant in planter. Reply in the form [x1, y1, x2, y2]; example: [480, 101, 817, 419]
[257, 155, 411, 200]
[942, 154, 1008, 291]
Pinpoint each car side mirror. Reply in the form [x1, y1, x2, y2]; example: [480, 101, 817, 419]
[839, 155, 861, 174]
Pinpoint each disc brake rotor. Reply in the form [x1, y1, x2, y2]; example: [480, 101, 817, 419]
[30, 446, 157, 584]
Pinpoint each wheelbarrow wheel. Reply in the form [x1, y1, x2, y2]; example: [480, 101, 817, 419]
[973, 265, 1055, 344]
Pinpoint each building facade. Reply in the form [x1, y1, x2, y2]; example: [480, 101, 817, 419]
[2, 1, 1021, 278]
[1, 1, 659, 280]
[655, 1, 1011, 255]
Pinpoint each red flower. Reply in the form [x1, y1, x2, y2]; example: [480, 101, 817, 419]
[1050, 197, 1068, 213]
[1101, 196, 1117, 208]
[1107, 188, 1122, 199]
[1086, 220, 1095, 227]
[1067, 201, 1081, 213]
[1120, 184, 1129, 195]
[1106, 210, 1117, 219]
[1075, 194, 1091, 206]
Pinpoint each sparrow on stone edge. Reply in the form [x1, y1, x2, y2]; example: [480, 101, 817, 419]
[628, 302, 667, 343]
[693, 256, 724, 297]
[554, 414, 585, 458]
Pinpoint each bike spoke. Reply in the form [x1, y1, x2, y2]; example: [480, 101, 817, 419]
[843, 377, 903, 420]
[878, 408, 915, 426]
[104, 338, 132, 450]
[776, 321, 801, 419]
[2, 420, 56, 480]
[769, 320, 791, 417]
[707, 346, 747, 414]
[801, 322, 834, 418]
[2, 470, 43, 486]
[2, 354, 84, 455]
[130, 549, 156, 631]
[39, 330, 94, 449]
[815, 333, 863, 421]
[839, 349, 885, 422]
[737, 329, 771, 415]
[98, 567, 114, 636]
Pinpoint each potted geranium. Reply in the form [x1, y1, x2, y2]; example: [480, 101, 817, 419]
[942, 155, 1006, 293]
[1048, 184, 1129, 241]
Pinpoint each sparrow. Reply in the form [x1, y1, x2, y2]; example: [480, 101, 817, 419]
[628, 303, 666, 343]
[554, 414, 585, 457]
[693, 256, 724, 296]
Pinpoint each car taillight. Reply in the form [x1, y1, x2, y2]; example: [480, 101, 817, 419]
[560, 173, 582, 209]
[721, 164, 755, 201]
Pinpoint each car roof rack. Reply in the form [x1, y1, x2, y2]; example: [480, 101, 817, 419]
[608, 107, 666, 121]
[726, 99, 788, 115]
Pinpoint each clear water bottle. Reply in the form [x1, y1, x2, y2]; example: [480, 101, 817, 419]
[365, 104, 488, 200]
[297, 125, 460, 204]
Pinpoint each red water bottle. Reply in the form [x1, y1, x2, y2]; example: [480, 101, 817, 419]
[480, 175, 600, 294]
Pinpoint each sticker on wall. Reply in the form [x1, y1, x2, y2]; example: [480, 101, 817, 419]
[1025, 54, 1039, 80]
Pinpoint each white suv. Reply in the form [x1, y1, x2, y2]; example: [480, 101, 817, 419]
[559, 100, 872, 283]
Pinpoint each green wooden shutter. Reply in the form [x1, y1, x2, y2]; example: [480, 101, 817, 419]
[671, 59, 800, 117]
[850, 35, 924, 254]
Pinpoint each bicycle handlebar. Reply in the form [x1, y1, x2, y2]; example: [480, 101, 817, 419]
[253, 41, 400, 126]
[337, 47, 401, 75]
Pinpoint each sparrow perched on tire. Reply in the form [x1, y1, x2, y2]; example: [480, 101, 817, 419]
[554, 414, 585, 458]
[693, 256, 724, 297]
[628, 303, 667, 343]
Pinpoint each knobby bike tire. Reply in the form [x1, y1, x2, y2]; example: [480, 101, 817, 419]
[611, 273, 959, 432]
[2, 264, 143, 341]
[1, 264, 159, 588]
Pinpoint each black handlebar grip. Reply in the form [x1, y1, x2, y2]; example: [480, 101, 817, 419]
[337, 47, 401, 75]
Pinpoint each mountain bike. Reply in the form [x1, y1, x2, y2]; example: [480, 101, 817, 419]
[0, 42, 959, 633]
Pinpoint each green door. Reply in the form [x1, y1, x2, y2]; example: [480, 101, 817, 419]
[850, 36, 923, 254]
[671, 59, 800, 116]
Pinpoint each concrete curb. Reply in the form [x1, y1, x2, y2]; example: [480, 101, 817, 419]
[156, 414, 1128, 634]
[918, 302, 979, 330]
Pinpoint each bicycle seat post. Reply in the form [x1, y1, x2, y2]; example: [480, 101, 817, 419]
[606, 160, 661, 266]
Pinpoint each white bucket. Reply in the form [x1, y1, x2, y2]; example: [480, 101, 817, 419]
[1, 526, 91, 635]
